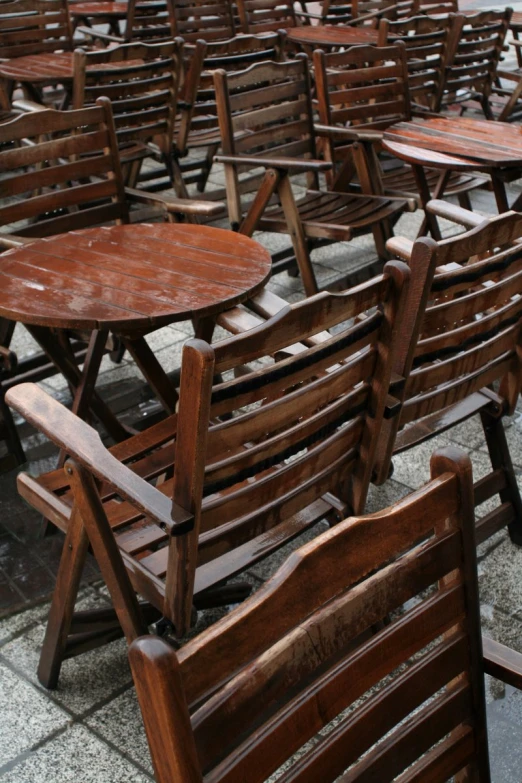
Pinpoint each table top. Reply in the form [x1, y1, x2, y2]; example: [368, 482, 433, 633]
[0, 52, 74, 82]
[383, 116, 522, 168]
[0, 224, 272, 332]
[510, 10, 522, 28]
[286, 24, 381, 47]
[69, 1, 128, 16]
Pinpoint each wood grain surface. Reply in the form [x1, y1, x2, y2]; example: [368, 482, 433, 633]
[0, 224, 271, 331]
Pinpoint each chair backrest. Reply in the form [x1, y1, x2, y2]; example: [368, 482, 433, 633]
[318, 0, 403, 26]
[165, 259, 410, 632]
[441, 8, 511, 110]
[130, 445, 491, 783]
[378, 13, 454, 111]
[121, 0, 176, 42]
[0, 0, 72, 59]
[314, 43, 411, 188]
[178, 32, 284, 155]
[172, 0, 235, 42]
[0, 99, 129, 239]
[236, 0, 296, 33]
[374, 209, 522, 483]
[72, 40, 182, 159]
[213, 55, 316, 224]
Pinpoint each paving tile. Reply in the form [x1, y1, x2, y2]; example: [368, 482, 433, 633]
[478, 535, 522, 619]
[0, 661, 69, 767]
[85, 688, 153, 775]
[0, 592, 132, 717]
[1, 724, 151, 783]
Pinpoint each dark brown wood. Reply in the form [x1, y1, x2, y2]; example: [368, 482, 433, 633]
[213, 55, 411, 294]
[298, 0, 409, 26]
[7, 259, 410, 685]
[128, 446, 509, 783]
[237, 0, 297, 33]
[177, 32, 284, 193]
[287, 24, 382, 48]
[375, 206, 522, 548]
[313, 43, 485, 233]
[377, 13, 454, 112]
[72, 39, 184, 192]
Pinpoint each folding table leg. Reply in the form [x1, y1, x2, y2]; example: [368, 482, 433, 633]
[123, 335, 178, 414]
[26, 325, 131, 443]
[413, 167, 451, 240]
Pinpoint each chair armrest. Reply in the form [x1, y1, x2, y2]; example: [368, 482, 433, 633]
[11, 99, 47, 113]
[0, 233, 34, 250]
[426, 199, 487, 229]
[216, 305, 265, 334]
[386, 236, 413, 261]
[124, 187, 225, 217]
[75, 25, 124, 42]
[314, 123, 383, 143]
[496, 68, 522, 82]
[483, 636, 522, 690]
[214, 154, 332, 172]
[5, 383, 194, 536]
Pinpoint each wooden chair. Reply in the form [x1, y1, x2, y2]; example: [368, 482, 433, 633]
[6, 258, 410, 687]
[0, 100, 221, 468]
[77, 0, 177, 45]
[439, 8, 512, 119]
[177, 32, 285, 194]
[314, 43, 487, 231]
[0, 0, 73, 106]
[377, 13, 455, 113]
[236, 0, 298, 34]
[374, 201, 522, 547]
[213, 55, 412, 295]
[71, 39, 186, 194]
[129, 445, 522, 783]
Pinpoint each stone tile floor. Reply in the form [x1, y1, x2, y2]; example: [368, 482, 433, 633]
[4, 69, 522, 778]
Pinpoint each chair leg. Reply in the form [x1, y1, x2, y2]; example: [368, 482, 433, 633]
[38, 509, 90, 689]
[278, 175, 319, 296]
[480, 409, 522, 546]
[0, 391, 26, 467]
[457, 191, 472, 211]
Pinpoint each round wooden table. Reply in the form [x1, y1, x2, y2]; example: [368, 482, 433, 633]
[383, 116, 522, 237]
[1, 223, 271, 438]
[0, 51, 74, 84]
[0, 223, 271, 332]
[286, 24, 382, 49]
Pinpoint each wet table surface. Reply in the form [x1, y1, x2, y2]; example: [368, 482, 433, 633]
[286, 24, 382, 47]
[0, 52, 74, 83]
[0, 223, 272, 334]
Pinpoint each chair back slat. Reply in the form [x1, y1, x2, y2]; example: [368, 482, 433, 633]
[0, 100, 129, 238]
[0, 0, 72, 58]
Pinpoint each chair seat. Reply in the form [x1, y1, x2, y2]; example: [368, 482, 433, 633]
[381, 162, 487, 199]
[258, 189, 407, 240]
[19, 411, 337, 606]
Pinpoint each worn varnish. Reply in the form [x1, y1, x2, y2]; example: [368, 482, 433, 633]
[129, 447, 522, 783]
